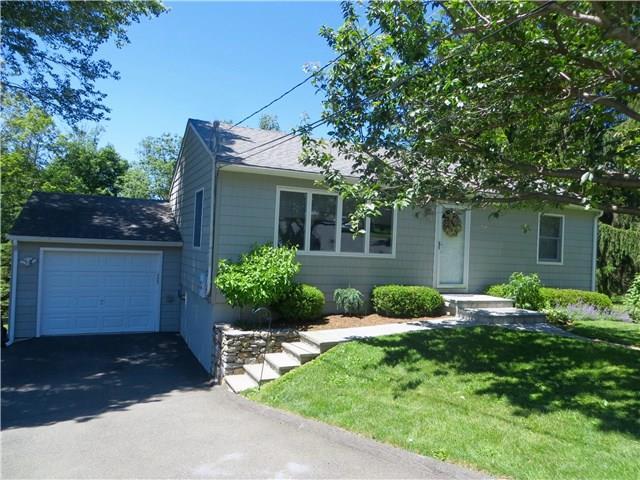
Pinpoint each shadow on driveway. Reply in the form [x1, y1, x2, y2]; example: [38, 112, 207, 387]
[1, 333, 211, 430]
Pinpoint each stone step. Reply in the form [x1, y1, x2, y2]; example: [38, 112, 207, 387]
[224, 374, 258, 393]
[264, 352, 301, 375]
[243, 362, 280, 384]
[281, 341, 321, 363]
[443, 294, 514, 315]
[459, 307, 546, 324]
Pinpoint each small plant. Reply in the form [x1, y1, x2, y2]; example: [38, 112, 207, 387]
[624, 274, 640, 322]
[333, 287, 365, 315]
[274, 284, 325, 322]
[215, 244, 300, 309]
[371, 285, 443, 318]
[503, 272, 543, 310]
[542, 307, 571, 326]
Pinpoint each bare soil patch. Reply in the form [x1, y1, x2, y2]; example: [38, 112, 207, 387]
[289, 313, 453, 331]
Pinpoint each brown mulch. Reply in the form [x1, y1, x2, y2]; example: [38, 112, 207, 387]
[289, 313, 453, 331]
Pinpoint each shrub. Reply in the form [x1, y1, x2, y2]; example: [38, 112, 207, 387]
[542, 307, 572, 326]
[540, 288, 613, 310]
[275, 284, 325, 322]
[215, 244, 300, 308]
[371, 285, 443, 318]
[503, 272, 543, 310]
[486, 283, 509, 298]
[624, 274, 640, 322]
[333, 287, 365, 315]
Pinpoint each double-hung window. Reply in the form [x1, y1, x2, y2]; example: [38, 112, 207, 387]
[537, 214, 563, 264]
[276, 187, 395, 257]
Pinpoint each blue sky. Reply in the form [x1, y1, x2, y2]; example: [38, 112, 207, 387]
[94, 1, 346, 162]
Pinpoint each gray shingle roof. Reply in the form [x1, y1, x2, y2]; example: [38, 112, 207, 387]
[9, 192, 182, 243]
[189, 118, 356, 177]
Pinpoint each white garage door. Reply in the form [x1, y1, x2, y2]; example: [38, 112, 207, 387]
[39, 249, 162, 336]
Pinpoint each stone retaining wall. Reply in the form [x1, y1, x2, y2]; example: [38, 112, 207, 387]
[213, 324, 299, 382]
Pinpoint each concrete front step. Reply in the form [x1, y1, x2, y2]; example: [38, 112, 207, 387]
[264, 352, 301, 375]
[443, 294, 514, 315]
[243, 362, 280, 384]
[224, 373, 258, 393]
[459, 307, 546, 324]
[281, 341, 320, 363]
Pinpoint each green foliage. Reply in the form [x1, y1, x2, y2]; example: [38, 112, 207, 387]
[301, 1, 639, 220]
[2, 0, 166, 123]
[486, 284, 509, 299]
[371, 285, 443, 318]
[624, 274, 640, 322]
[258, 114, 280, 131]
[136, 133, 181, 199]
[215, 244, 300, 309]
[598, 223, 640, 296]
[540, 287, 613, 311]
[333, 287, 365, 315]
[275, 284, 325, 322]
[542, 307, 571, 327]
[502, 273, 543, 310]
[118, 168, 152, 199]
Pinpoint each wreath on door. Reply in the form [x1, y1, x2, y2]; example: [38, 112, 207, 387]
[442, 209, 462, 237]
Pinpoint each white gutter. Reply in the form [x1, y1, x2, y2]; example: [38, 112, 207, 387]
[204, 122, 220, 298]
[6, 235, 182, 247]
[8, 240, 18, 345]
[591, 211, 603, 291]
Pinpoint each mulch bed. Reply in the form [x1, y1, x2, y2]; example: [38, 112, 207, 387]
[280, 313, 454, 331]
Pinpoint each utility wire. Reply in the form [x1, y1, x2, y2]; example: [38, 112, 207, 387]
[236, 0, 556, 161]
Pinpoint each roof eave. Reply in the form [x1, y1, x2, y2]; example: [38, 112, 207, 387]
[6, 235, 183, 247]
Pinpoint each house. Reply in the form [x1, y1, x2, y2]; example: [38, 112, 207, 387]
[7, 118, 600, 373]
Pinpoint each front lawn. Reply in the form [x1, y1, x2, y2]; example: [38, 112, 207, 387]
[248, 327, 640, 480]
[567, 319, 640, 347]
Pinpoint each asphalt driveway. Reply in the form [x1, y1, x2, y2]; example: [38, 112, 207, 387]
[1, 334, 487, 479]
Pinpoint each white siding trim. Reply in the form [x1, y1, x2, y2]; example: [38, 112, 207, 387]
[7, 235, 182, 247]
[536, 213, 565, 265]
[221, 163, 358, 183]
[8, 240, 18, 345]
[36, 248, 163, 337]
[274, 185, 397, 258]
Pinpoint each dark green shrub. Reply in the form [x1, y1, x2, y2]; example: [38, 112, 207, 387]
[215, 244, 300, 308]
[624, 274, 640, 322]
[371, 285, 443, 318]
[333, 287, 365, 315]
[540, 288, 613, 310]
[275, 284, 325, 322]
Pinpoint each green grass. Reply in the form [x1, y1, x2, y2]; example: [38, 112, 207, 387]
[247, 327, 640, 480]
[568, 319, 640, 347]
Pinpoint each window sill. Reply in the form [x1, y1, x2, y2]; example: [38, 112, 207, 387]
[537, 260, 563, 265]
[297, 250, 396, 259]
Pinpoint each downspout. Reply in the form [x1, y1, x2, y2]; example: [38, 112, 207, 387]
[205, 121, 220, 298]
[591, 211, 603, 292]
[8, 240, 18, 345]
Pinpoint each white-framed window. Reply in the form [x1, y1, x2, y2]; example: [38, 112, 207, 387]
[537, 213, 564, 264]
[274, 186, 396, 257]
[193, 188, 204, 248]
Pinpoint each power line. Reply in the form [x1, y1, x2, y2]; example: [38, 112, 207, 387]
[236, 0, 556, 161]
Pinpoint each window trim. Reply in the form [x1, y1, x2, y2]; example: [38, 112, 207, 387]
[536, 213, 564, 265]
[192, 188, 204, 249]
[274, 185, 397, 258]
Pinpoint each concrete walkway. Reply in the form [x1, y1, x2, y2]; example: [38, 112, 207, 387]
[2, 334, 488, 479]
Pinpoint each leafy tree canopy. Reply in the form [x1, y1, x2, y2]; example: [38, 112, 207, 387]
[1, 0, 166, 123]
[259, 114, 281, 131]
[301, 1, 640, 217]
[136, 133, 181, 199]
[118, 167, 152, 199]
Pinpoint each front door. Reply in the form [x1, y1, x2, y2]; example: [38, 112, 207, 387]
[435, 207, 470, 288]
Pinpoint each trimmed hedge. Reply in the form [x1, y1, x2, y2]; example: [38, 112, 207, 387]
[372, 285, 443, 318]
[275, 284, 325, 322]
[486, 284, 613, 310]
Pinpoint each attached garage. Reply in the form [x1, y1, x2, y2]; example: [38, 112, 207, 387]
[8, 192, 183, 342]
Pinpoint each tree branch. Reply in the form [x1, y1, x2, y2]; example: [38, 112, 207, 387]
[578, 92, 640, 121]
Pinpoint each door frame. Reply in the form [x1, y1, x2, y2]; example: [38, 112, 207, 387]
[37, 247, 163, 337]
[433, 205, 471, 290]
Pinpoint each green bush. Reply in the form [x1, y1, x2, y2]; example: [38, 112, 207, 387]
[333, 287, 365, 315]
[371, 285, 443, 318]
[540, 288, 613, 310]
[542, 307, 572, 326]
[502, 272, 543, 310]
[275, 284, 325, 322]
[624, 274, 640, 322]
[486, 283, 509, 299]
[215, 244, 300, 308]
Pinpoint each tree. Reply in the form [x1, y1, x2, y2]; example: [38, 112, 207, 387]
[136, 133, 181, 199]
[259, 114, 280, 131]
[119, 167, 152, 199]
[301, 1, 640, 218]
[1, 1, 166, 123]
[41, 129, 129, 196]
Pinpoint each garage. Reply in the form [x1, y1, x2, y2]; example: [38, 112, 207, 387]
[39, 249, 163, 335]
[7, 192, 183, 342]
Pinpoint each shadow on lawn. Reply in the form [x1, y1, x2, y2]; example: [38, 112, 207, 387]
[361, 326, 640, 439]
